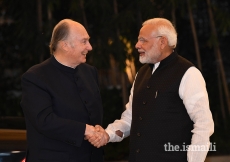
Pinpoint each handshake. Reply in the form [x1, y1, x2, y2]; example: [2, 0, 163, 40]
[84, 124, 109, 148]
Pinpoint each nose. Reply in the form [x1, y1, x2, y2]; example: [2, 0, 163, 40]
[87, 42, 93, 51]
[135, 41, 141, 49]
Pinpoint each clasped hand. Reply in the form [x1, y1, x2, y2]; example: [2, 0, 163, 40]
[84, 125, 109, 148]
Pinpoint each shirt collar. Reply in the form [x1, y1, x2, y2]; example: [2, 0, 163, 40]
[51, 55, 78, 74]
[151, 51, 178, 74]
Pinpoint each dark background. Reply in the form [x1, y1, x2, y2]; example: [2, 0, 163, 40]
[0, 0, 230, 160]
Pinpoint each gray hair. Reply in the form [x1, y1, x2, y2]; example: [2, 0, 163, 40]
[49, 19, 71, 54]
[143, 18, 177, 48]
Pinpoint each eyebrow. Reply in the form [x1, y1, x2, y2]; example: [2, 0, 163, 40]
[138, 37, 147, 41]
[138, 36, 143, 39]
[80, 37, 90, 42]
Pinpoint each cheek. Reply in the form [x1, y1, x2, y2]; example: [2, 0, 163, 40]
[144, 44, 153, 52]
[79, 46, 86, 53]
[74, 48, 82, 55]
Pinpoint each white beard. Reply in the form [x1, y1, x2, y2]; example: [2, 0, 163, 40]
[139, 44, 161, 64]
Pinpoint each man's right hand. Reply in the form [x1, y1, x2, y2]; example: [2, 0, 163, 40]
[84, 124, 101, 142]
[85, 125, 109, 148]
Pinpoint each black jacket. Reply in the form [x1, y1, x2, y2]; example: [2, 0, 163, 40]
[130, 52, 194, 162]
[21, 56, 103, 162]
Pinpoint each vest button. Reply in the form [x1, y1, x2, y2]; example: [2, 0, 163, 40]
[137, 133, 141, 136]
[147, 85, 150, 88]
[139, 117, 142, 120]
[143, 101, 146, 105]
[136, 149, 140, 153]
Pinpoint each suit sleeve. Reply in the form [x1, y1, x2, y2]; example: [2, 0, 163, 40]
[20, 71, 86, 147]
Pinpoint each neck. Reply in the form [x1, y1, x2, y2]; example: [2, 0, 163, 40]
[53, 53, 77, 69]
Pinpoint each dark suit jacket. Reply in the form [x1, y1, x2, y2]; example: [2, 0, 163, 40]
[21, 56, 104, 162]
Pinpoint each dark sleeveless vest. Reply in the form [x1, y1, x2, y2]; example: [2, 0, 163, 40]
[129, 52, 194, 162]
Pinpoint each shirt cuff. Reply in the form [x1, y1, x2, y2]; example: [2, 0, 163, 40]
[105, 129, 124, 142]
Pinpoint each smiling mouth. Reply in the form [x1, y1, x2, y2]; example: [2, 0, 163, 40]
[139, 52, 145, 57]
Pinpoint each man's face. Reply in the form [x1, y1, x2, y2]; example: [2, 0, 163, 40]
[67, 24, 92, 66]
[135, 24, 162, 64]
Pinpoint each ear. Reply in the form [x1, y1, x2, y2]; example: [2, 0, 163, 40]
[159, 37, 168, 49]
[59, 40, 69, 52]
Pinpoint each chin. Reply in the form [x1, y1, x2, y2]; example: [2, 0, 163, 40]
[139, 58, 147, 64]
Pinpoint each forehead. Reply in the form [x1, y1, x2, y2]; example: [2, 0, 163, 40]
[138, 24, 156, 38]
[69, 22, 90, 40]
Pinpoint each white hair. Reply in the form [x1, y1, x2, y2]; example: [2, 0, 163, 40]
[143, 18, 177, 48]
